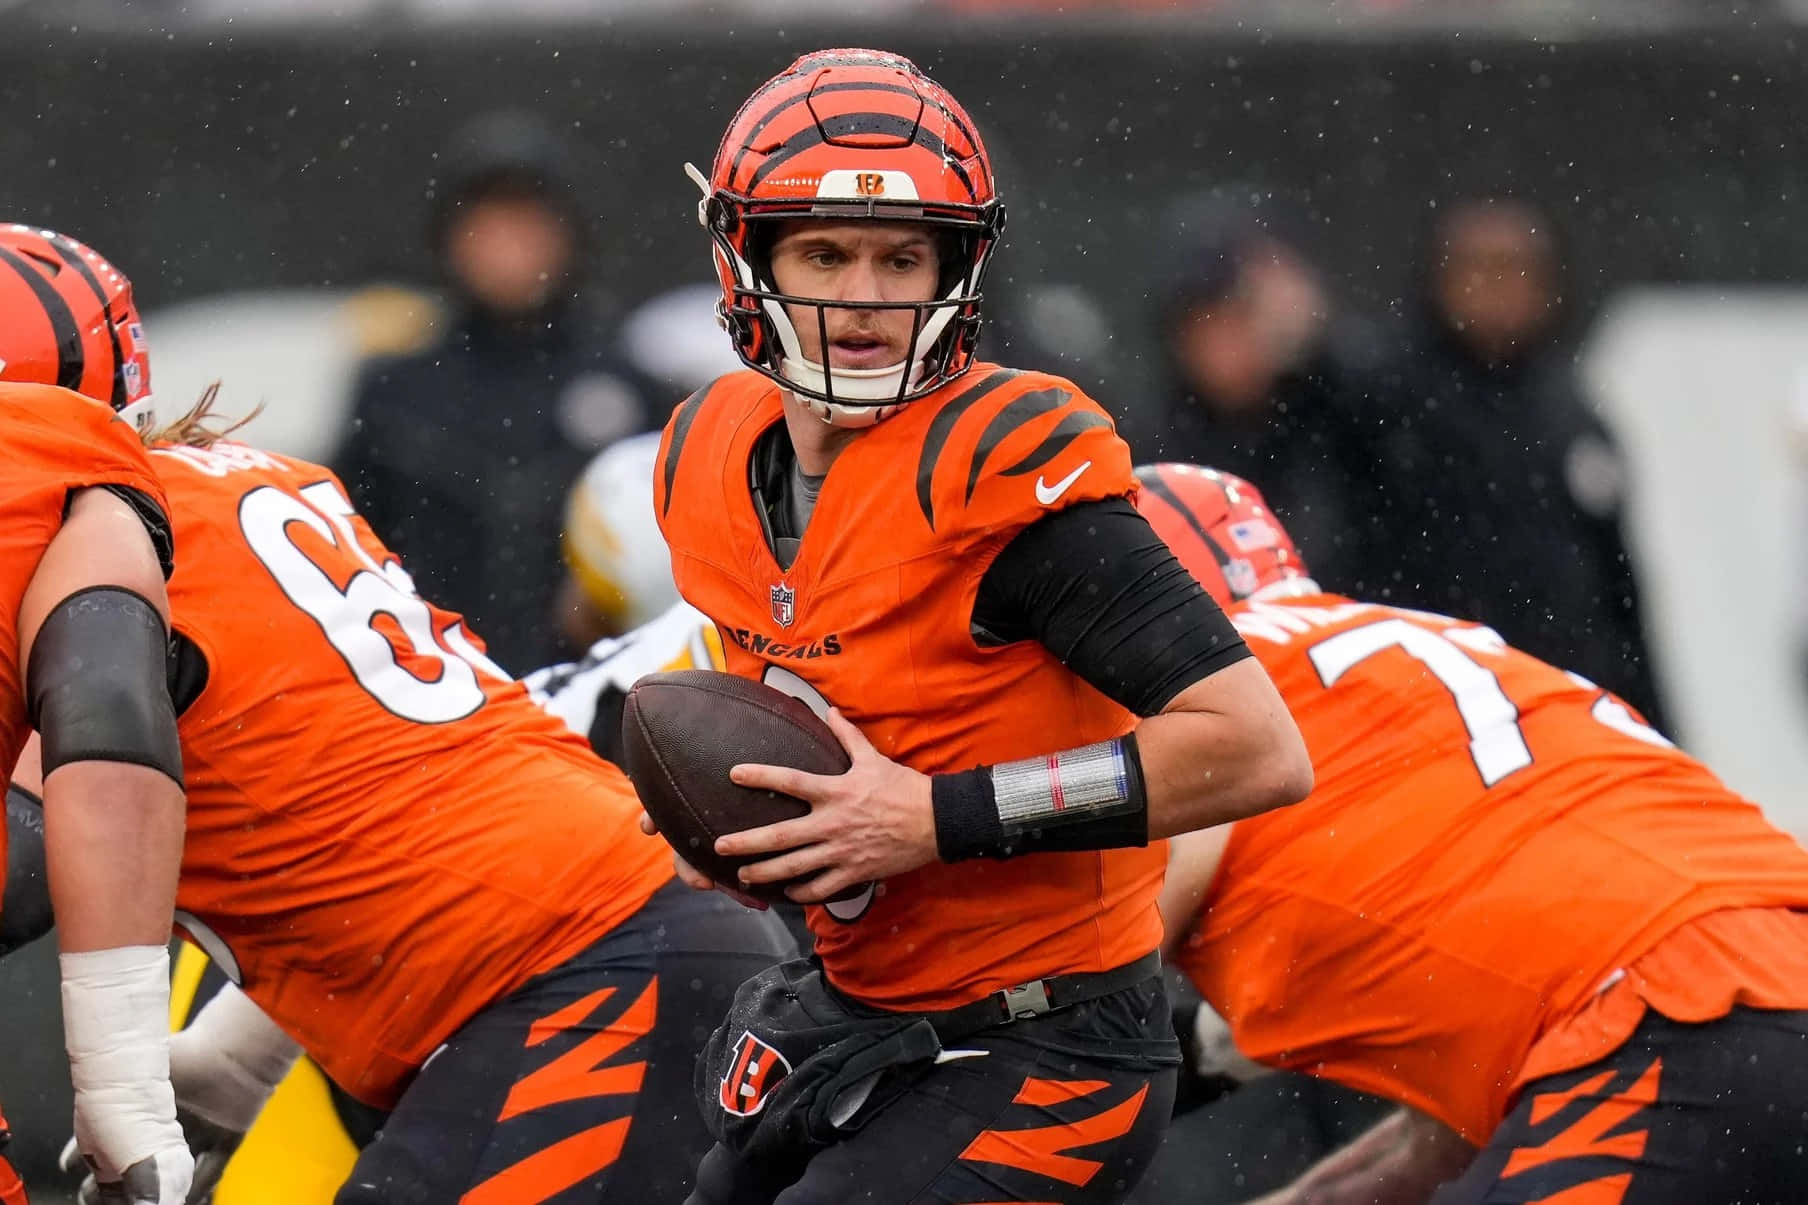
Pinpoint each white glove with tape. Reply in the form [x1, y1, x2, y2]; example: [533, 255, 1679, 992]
[60, 946, 194, 1205]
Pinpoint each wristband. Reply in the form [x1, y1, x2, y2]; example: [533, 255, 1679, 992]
[932, 733, 1149, 862]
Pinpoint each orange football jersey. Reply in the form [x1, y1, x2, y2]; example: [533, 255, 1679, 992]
[151, 441, 671, 1106]
[656, 365, 1165, 1011]
[0, 382, 170, 810]
[1173, 593, 1808, 1141]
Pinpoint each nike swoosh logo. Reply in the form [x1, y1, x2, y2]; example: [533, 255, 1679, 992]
[1035, 460, 1092, 506]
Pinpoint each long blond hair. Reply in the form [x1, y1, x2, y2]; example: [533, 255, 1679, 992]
[145, 382, 261, 448]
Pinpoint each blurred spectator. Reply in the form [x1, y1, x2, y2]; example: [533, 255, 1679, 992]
[550, 283, 745, 648]
[1365, 196, 1669, 728]
[333, 110, 658, 673]
[1119, 208, 1388, 594]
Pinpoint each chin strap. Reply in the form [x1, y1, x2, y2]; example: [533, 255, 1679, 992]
[778, 355, 919, 428]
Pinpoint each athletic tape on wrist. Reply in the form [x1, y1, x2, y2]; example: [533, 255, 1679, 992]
[61, 946, 184, 1176]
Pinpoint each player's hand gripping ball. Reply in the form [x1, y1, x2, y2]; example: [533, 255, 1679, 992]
[623, 670, 851, 902]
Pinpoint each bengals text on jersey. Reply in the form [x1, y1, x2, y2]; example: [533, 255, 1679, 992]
[657, 362, 1163, 1011]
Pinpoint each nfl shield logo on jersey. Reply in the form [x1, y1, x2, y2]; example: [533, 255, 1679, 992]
[718, 1030, 792, 1118]
[770, 583, 796, 628]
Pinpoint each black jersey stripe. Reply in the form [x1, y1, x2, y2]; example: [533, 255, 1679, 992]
[998, 410, 1112, 478]
[659, 384, 713, 518]
[0, 245, 84, 392]
[915, 368, 1021, 530]
[963, 386, 1072, 504]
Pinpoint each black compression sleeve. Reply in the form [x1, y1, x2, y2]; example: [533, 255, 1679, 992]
[973, 498, 1251, 715]
[27, 586, 184, 786]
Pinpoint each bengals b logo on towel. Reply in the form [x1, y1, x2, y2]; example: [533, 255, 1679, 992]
[719, 1030, 793, 1117]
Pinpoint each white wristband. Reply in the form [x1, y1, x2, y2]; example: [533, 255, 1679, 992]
[169, 983, 302, 1132]
[60, 945, 184, 1178]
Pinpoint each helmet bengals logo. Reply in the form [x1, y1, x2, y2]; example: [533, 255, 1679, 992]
[719, 1030, 792, 1117]
[853, 172, 886, 197]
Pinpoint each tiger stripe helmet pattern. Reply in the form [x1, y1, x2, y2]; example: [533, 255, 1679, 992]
[692, 48, 1005, 423]
[1134, 463, 1312, 606]
[0, 224, 155, 433]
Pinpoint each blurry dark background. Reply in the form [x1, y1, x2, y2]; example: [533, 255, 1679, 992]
[2, 18, 1805, 408]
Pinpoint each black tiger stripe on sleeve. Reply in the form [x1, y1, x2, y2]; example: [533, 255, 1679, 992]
[962, 386, 1073, 505]
[659, 385, 713, 518]
[997, 409, 1115, 478]
[914, 368, 1021, 530]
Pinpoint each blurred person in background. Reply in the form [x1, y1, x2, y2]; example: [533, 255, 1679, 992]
[1118, 206, 1388, 596]
[334, 110, 658, 674]
[1365, 196, 1668, 728]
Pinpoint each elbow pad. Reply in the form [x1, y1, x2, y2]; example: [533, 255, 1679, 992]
[27, 586, 183, 786]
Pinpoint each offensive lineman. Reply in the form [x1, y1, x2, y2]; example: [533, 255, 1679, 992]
[10, 237, 793, 1203]
[0, 225, 193, 1203]
[74, 432, 743, 1204]
[1137, 463, 1808, 1205]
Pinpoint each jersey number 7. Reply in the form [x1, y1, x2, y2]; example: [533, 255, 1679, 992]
[1309, 618, 1670, 789]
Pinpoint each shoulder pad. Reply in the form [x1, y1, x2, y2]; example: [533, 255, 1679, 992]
[914, 369, 1134, 534]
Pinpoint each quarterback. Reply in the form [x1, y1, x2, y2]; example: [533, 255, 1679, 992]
[657, 49, 1311, 1205]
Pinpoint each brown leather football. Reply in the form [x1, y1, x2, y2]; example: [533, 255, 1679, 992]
[621, 669, 851, 901]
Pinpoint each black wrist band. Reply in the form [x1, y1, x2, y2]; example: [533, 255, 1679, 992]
[932, 732, 1152, 863]
[932, 766, 1006, 862]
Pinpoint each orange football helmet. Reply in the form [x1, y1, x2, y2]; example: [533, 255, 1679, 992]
[690, 48, 1004, 424]
[1134, 463, 1312, 606]
[0, 224, 154, 433]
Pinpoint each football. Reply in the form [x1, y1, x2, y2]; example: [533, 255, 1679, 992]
[621, 669, 851, 901]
